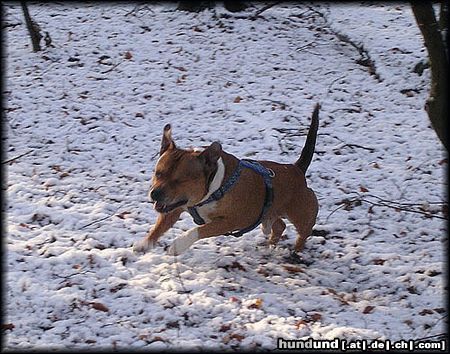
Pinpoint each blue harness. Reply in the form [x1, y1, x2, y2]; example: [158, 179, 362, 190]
[187, 159, 274, 237]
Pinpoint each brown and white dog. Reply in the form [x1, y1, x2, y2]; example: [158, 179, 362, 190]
[133, 103, 320, 256]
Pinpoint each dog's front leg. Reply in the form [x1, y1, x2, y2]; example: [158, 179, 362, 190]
[133, 208, 183, 253]
[167, 221, 235, 256]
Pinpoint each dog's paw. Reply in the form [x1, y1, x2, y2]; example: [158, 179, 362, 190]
[167, 230, 199, 256]
[133, 238, 155, 254]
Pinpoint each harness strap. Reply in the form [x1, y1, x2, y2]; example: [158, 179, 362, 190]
[187, 159, 274, 237]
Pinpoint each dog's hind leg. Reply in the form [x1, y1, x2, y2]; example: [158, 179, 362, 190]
[268, 218, 286, 246]
[287, 189, 318, 252]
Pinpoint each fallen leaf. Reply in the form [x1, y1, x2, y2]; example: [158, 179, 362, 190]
[372, 258, 385, 265]
[310, 313, 322, 321]
[359, 185, 369, 192]
[295, 319, 308, 328]
[248, 298, 263, 309]
[234, 96, 242, 103]
[229, 296, 240, 303]
[90, 302, 109, 312]
[116, 211, 131, 219]
[229, 333, 245, 342]
[219, 324, 231, 332]
[2, 323, 15, 331]
[419, 309, 434, 316]
[124, 51, 132, 59]
[362, 305, 375, 314]
[283, 264, 304, 273]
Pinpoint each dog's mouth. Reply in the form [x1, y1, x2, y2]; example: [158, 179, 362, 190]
[154, 199, 187, 213]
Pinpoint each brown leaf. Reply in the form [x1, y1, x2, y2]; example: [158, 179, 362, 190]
[116, 211, 131, 219]
[419, 309, 434, 316]
[229, 333, 245, 342]
[359, 185, 369, 192]
[233, 96, 242, 103]
[222, 261, 246, 272]
[362, 305, 375, 314]
[257, 267, 270, 276]
[229, 296, 240, 303]
[124, 51, 132, 59]
[295, 319, 308, 329]
[2, 323, 15, 331]
[85, 339, 96, 344]
[90, 302, 109, 312]
[372, 258, 385, 265]
[248, 298, 263, 309]
[310, 313, 322, 321]
[283, 265, 304, 273]
[219, 324, 232, 332]
[372, 162, 380, 169]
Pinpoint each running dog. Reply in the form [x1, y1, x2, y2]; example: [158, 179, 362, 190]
[133, 103, 320, 256]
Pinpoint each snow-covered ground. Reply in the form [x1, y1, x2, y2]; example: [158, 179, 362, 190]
[3, 2, 447, 351]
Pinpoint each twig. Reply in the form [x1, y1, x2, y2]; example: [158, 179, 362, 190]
[331, 192, 448, 220]
[325, 203, 348, 223]
[261, 98, 289, 107]
[327, 74, 346, 94]
[80, 208, 120, 229]
[2, 150, 33, 164]
[308, 6, 381, 82]
[101, 61, 122, 74]
[249, 1, 282, 20]
[343, 143, 375, 153]
[173, 257, 193, 305]
[415, 332, 447, 341]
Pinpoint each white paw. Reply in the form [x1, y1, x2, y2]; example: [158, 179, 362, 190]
[133, 238, 155, 253]
[167, 229, 199, 256]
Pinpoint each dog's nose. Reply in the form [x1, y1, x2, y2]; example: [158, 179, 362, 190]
[150, 188, 164, 202]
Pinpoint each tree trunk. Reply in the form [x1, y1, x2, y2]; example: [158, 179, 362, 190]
[177, 1, 214, 12]
[224, 0, 246, 12]
[20, 1, 42, 52]
[411, 1, 448, 150]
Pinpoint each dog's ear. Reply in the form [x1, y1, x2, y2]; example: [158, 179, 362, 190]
[199, 141, 222, 167]
[160, 124, 176, 155]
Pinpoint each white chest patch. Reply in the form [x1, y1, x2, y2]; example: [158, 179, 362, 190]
[199, 157, 225, 203]
[194, 157, 225, 223]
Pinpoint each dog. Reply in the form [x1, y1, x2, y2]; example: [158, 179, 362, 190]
[133, 103, 320, 256]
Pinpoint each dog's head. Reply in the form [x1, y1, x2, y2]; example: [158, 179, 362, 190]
[148, 124, 222, 213]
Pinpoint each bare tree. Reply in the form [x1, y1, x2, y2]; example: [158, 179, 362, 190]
[177, 1, 246, 12]
[177, 0, 213, 12]
[20, 1, 42, 52]
[411, 1, 448, 150]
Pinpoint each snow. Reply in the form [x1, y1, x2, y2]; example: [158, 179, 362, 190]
[4, 1, 447, 351]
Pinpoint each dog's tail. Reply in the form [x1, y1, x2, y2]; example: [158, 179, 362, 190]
[295, 103, 320, 174]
